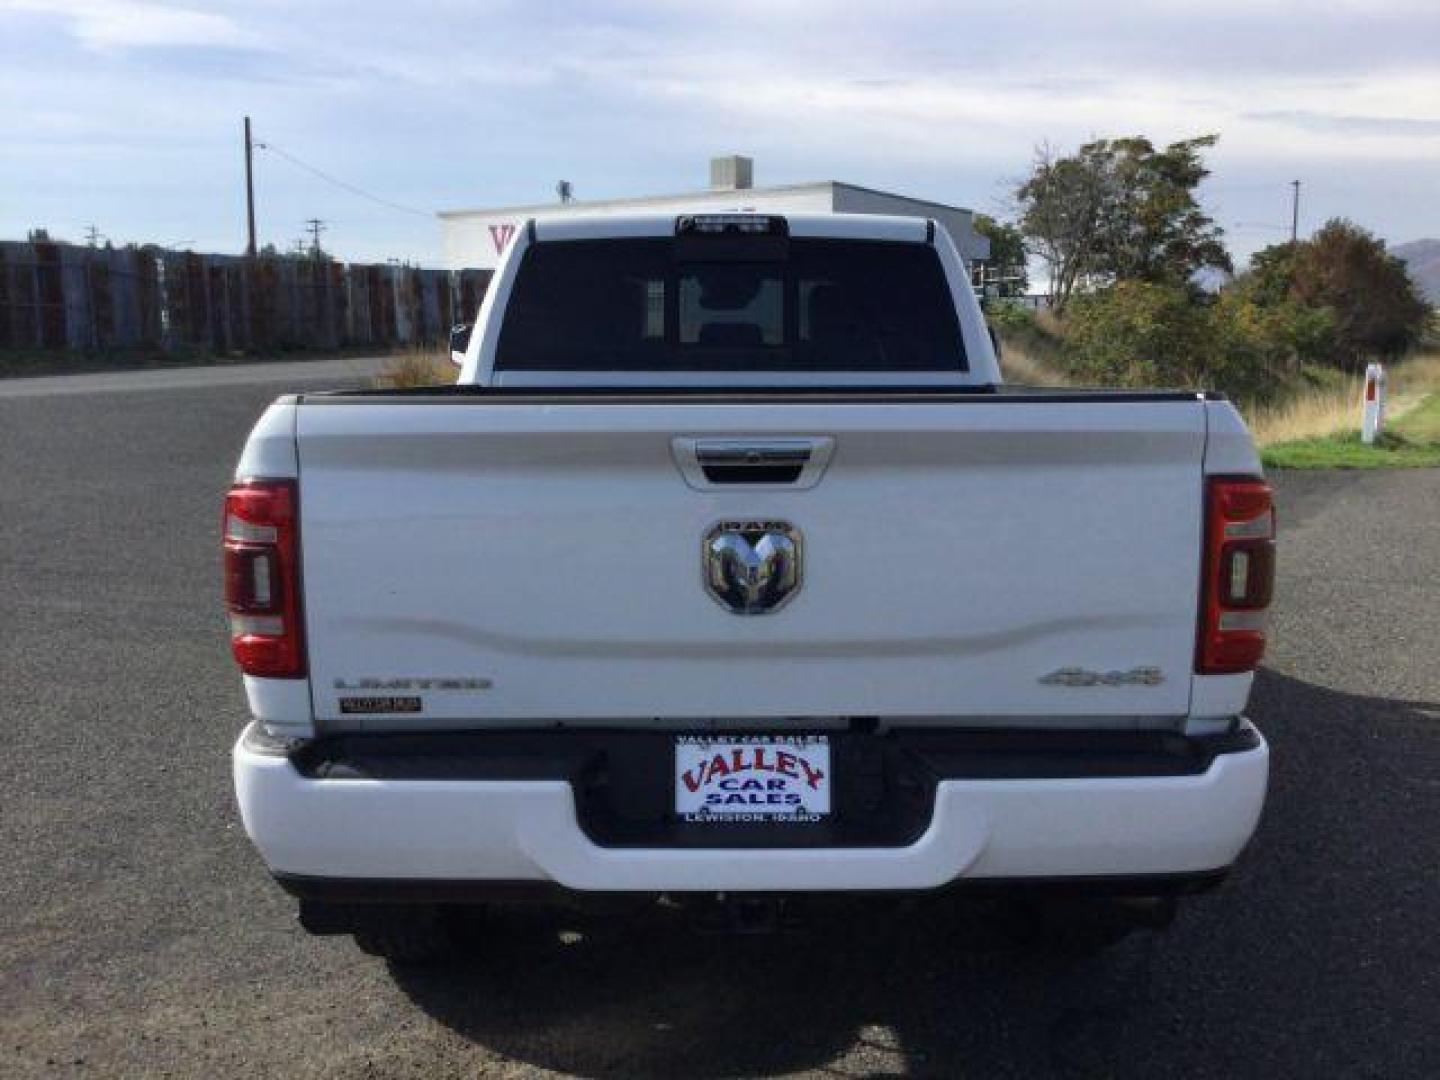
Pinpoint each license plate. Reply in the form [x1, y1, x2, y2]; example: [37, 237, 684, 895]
[674, 735, 831, 822]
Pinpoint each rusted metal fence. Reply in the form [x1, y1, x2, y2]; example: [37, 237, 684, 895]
[0, 240, 492, 353]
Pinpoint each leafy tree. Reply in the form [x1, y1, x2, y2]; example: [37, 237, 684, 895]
[1092, 135, 1231, 285]
[1015, 135, 1231, 310]
[1226, 247, 1337, 371]
[1272, 220, 1426, 368]
[973, 214, 1029, 297]
[1239, 242, 1300, 307]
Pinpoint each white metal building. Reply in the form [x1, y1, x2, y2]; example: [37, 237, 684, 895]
[438, 156, 990, 271]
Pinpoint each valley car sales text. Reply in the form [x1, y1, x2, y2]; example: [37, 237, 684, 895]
[676, 735, 830, 821]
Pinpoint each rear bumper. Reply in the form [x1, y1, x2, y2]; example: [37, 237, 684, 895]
[233, 722, 1268, 894]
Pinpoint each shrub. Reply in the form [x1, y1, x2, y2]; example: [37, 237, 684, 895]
[1062, 282, 1212, 387]
[375, 349, 455, 389]
[985, 300, 1037, 337]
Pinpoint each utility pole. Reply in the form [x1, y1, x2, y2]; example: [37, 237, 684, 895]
[244, 117, 257, 257]
[1289, 179, 1301, 244]
[305, 218, 326, 260]
[83, 223, 101, 247]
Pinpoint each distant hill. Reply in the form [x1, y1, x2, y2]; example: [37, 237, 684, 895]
[1393, 239, 1440, 306]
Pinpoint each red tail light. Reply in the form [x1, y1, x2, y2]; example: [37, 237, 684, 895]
[1197, 477, 1275, 674]
[223, 479, 306, 678]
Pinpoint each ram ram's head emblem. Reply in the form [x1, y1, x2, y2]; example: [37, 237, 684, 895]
[703, 521, 802, 614]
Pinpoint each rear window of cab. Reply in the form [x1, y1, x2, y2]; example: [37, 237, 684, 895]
[495, 238, 968, 373]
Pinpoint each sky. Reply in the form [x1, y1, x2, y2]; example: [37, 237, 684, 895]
[2, 0, 1437, 270]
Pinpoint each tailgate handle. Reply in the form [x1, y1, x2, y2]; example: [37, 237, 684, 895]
[673, 437, 835, 489]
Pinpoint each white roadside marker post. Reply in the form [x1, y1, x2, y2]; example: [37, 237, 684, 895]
[1361, 362, 1386, 445]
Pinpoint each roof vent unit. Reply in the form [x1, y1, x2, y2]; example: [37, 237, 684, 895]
[710, 155, 754, 191]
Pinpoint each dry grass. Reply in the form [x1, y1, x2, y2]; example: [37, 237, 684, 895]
[998, 341, 1072, 386]
[1246, 376, 1365, 446]
[375, 349, 457, 389]
[1390, 350, 1440, 404]
[1246, 351, 1440, 447]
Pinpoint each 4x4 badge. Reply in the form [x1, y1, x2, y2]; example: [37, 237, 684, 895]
[1039, 666, 1165, 687]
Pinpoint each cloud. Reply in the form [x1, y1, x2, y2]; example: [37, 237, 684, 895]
[2, 0, 256, 51]
[575, 48, 1440, 171]
[1246, 110, 1440, 138]
[2, 0, 1438, 263]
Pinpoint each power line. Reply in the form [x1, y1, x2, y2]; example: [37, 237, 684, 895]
[1228, 221, 1293, 232]
[254, 137, 433, 218]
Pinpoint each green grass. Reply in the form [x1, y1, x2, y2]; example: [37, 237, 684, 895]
[1262, 392, 1440, 469]
[1394, 389, 1440, 442]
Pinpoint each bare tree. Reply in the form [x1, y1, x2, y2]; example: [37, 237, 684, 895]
[1015, 143, 1106, 312]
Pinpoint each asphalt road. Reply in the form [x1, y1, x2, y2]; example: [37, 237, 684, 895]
[0, 354, 390, 399]
[2, 367, 1438, 1078]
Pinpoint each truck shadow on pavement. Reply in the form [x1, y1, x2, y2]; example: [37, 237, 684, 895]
[390, 667, 1440, 1078]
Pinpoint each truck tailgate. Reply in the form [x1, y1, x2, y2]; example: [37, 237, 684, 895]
[294, 396, 1208, 726]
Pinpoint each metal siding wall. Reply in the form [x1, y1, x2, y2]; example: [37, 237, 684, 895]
[0, 241, 490, 356]
[327, 262, 346, 348]
[106, 248, 140, 346]
[134, 252, 163, 347]
[33, 244, 66, 348]
[392, 268, 413, 343]
[457, 269, 493, 325]
[59, 246, 89, 347]
[345, 270, 369, 346]
[417, 271, 434, 343]
[247, 258, 276, 350]
[275, 260, 300, 346]
[0, 243, 35, 348]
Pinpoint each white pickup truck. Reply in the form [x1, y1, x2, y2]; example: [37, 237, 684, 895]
[228, 213, 1273, 960]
